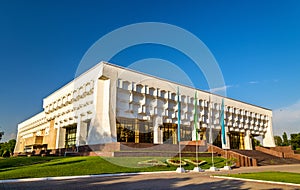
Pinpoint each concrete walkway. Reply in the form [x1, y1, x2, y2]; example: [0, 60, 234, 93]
[1, 164, 300, 190]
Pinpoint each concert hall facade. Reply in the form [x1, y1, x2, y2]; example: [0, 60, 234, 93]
[14, 62, 275, 154]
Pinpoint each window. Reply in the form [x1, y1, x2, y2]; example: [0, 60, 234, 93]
[116, 118, 154, 143]
[162, 123, 176, 144]
[180, 125, 192, 141]
[139, 120, 153, 143]
[116, 118, 135, 143]
[229, 132, 245, 150]
[213, 130, 222, 148]
[65, 124, 77, 148]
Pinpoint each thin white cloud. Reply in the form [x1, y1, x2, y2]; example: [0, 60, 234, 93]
[208, 85, 233, 93]
[273, 100, 300, 137]
[248, 81, 259, 84]
[248, 79, 279, 85]
[1, 132, 16, 142]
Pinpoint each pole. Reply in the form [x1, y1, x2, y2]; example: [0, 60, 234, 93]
[196, 135, 198, 165]
[211, 126, 214, 167]
[179, 138, 181, 169]
[195, 92, 199, 167]
[226, 149, 228, 166]
[176, 87, 184, 173]
[210, 95, 214, 167]
[208, 94, 217, 171]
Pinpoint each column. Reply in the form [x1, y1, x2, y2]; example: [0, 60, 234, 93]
[153, 116, 162, 144]
[135, 119, 139, 143]
[55, 126, 60, 149]
[192, 121, 197, 141]
[75, 118, 81, 147]
[222, 126, 230, 149]
[262, 117, 276, 147]
[173, 125, 177, 144]
[57, 127, 66, 148]
[79, 120, 89, 145]
[244, 130, 252, 150]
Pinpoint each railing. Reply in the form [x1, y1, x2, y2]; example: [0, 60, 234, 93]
[256, 146, 300, 160]
[255, 146, 283, 158]
[208, 145, 257, 167]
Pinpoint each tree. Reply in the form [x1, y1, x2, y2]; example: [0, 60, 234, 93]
[0, 139, 16, 157]
[291, 133, 300, 150]
[0, 130, 3, 141]
[282, 132, 290, 146]
[253, 138, 261, 146]
[274, 136, 283, 146]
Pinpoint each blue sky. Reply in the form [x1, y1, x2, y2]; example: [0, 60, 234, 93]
[1, 0, 300, 141]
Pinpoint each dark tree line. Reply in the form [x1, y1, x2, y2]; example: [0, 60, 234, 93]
[291, 133, 300, 150]
[274, 132, 300, 150]
[0, 139, 16, 157]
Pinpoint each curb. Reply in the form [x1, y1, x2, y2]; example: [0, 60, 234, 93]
[211, 175, 300, 187]
[0, 171, 174, 184]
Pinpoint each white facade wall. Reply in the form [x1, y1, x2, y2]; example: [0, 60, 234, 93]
[15, 62, 275, 153]
[111, 63, 275, 148]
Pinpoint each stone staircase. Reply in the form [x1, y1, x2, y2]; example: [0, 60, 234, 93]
[231, 149, 300, 166]
[112, 142, 214, 157]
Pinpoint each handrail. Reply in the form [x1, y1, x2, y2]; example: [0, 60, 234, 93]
[208, 144, 257, 167]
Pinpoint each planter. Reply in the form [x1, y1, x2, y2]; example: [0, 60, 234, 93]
[166, 159, 187, 166]
[184, 159, 206, 166]
[137, 159, 167, 167]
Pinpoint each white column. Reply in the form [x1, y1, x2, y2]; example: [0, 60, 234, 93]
[222, 126, 230, 149]
[57, 127, 66, 148]
[153, 116, 163, 144]
[244, 130, 252, 150]
[75, 118, 81, 147]
[192, 121, 197, 141]
[263, 117, 276, 147]
[55, 126, 60, 149]
[80, 121, 88, 145]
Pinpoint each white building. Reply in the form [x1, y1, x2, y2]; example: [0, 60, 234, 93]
[14, 62, 275, 154]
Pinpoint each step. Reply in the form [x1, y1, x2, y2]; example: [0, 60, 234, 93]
[231, 149, 300, 166]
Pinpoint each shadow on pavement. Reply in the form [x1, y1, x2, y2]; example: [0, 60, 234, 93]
[1, 174, 295, 190]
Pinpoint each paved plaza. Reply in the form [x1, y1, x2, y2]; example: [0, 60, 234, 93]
[1, 164, 300, 190]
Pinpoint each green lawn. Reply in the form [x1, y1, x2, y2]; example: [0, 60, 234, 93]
[0, 156, 225, 180]
[222, 172, 300, 184]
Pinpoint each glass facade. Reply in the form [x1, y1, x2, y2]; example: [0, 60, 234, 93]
[180, 125, 192, 141]
[161, 123, 192, 144]
[213, 130, 222, 148]
[229, 132, 245, 150]
[65, 124, 77, 148]
[162, 123, 177, 144]
[138, 120, 153, 143]
[115, 117, 246, 150]
[116, 118, 153, 143]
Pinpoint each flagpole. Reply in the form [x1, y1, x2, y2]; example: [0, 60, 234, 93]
[179, 136, 181, 168]
[221, 98, 231, 170]
[178, 88, 181, 170]
[210, 95, 214, 167]
[176, 87, 185, 173]
[195, 91, 198, 165]
[193, 91, 202, 172]
[209, 94, 218, 171]
[196, 135, 198, 165]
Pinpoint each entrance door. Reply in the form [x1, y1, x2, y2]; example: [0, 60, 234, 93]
[65, 124, 77, 148]
[229, 132, 245, 150]
[162, 123, 177, 144]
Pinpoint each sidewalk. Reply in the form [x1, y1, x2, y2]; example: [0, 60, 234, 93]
[223, 163, 300, 174]
[1, 164, 300, 190]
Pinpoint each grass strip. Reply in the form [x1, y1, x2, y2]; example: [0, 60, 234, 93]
[0, 156, 225, 180]
[219, 172, 300, 184]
